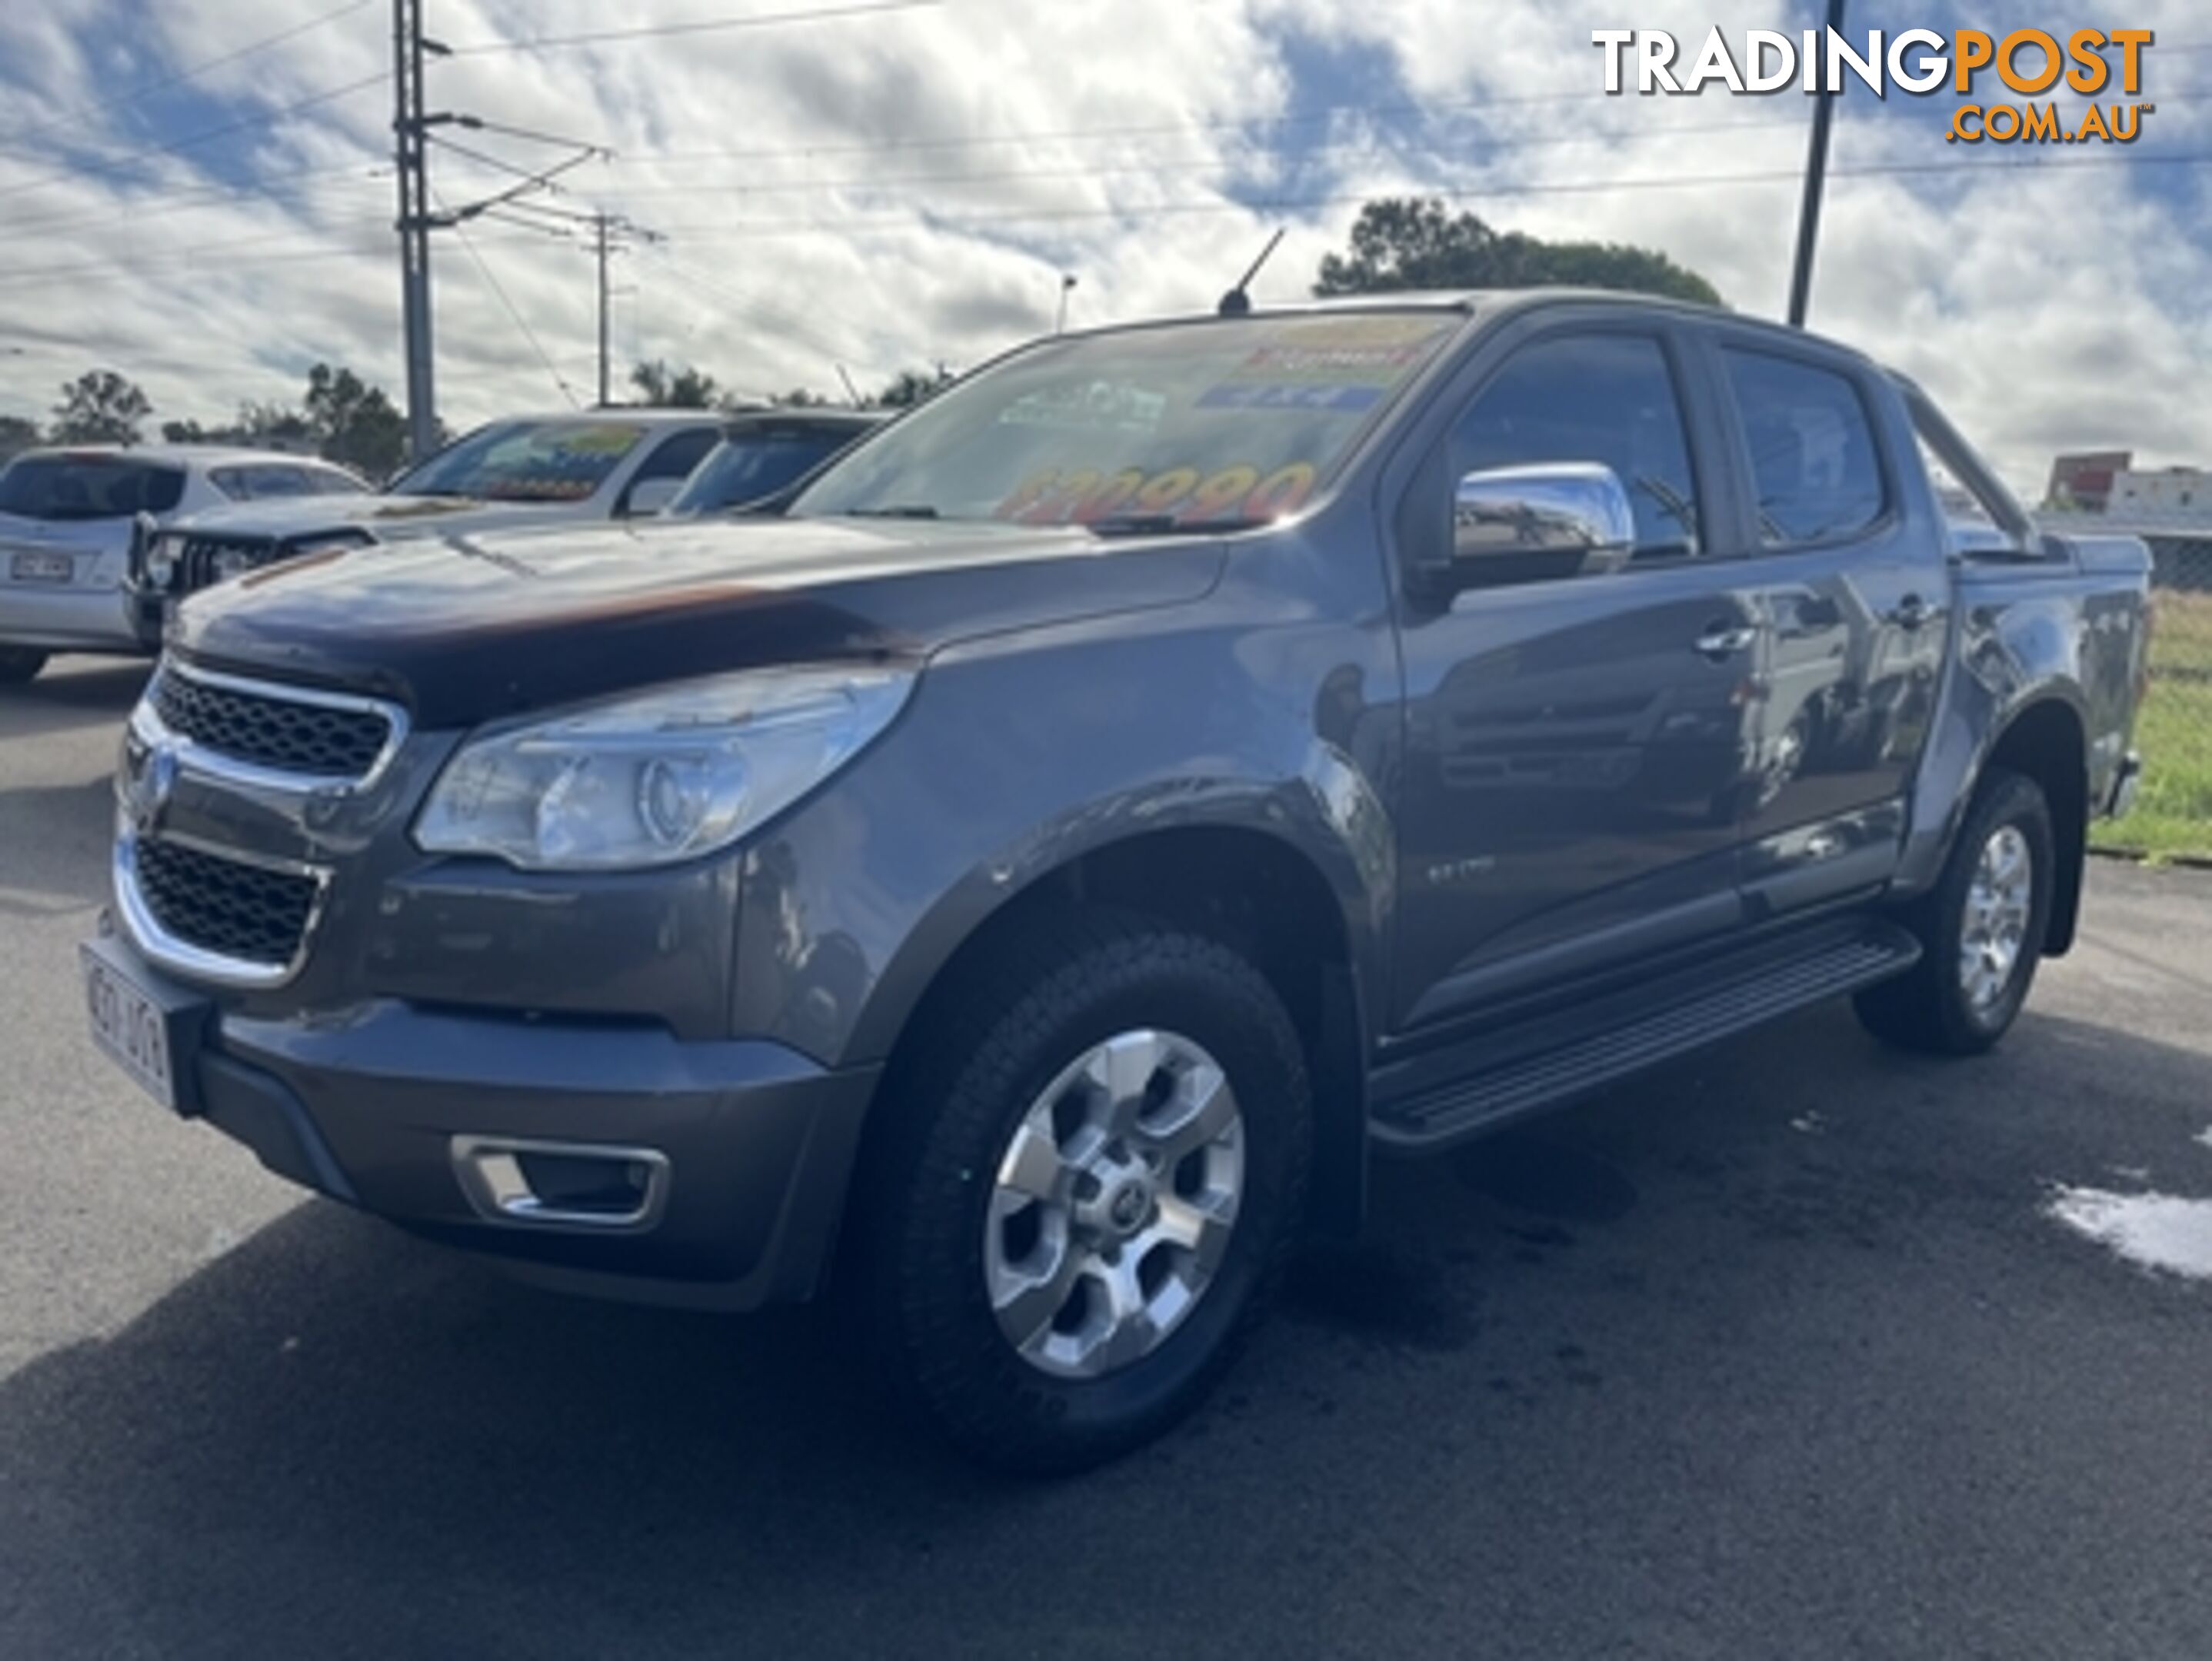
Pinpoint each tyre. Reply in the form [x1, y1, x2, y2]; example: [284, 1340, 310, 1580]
[854, 910, 1311, 1473]
[1854, 768, 2054, 1055]
[0, 647, 48, 685]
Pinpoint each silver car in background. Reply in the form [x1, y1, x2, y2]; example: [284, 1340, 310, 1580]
[127, 411, 727, 646]
[0, 445, 366, 684]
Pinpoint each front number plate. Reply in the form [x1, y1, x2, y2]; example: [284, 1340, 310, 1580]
[81, 941, 184, 1113]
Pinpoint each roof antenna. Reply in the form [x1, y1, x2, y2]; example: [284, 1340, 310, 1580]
[1218, 227, 1285, 318]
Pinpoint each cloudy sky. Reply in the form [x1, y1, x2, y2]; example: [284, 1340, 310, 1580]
[0, 0, 2206, 489]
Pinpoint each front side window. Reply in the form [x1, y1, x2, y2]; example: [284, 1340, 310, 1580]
[1451, 332, 1701, 563]
[388, 420, 648, 504]
[628, 428, 719, 488]
[793, 311, 1462, 531]
[1723, 348, 1885, 546]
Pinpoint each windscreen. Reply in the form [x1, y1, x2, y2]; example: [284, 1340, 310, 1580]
[0, 455, 186, 520]
[388, 419, 647, 504]
[669, 426, 867, 514]
[792, 311, 1461, 528]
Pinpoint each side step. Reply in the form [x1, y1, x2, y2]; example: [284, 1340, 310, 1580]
[1372, 918, 1921, 1152]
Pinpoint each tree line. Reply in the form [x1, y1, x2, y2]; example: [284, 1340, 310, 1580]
[0, 199, 1718, 474]
[627, 359, 954, 411]
[0, 363, 415, 479]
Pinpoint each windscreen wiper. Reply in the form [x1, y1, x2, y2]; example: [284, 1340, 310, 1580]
[844, 504, 940, 519]
[1085, 514, 1269, 538]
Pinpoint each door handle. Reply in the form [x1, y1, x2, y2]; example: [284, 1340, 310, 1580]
[1891, 593, 1931, 631]
[1693, 623, 1757, 660]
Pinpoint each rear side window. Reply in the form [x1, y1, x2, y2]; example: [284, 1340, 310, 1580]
[212, 464, 318, 500]
[1722, 349, 1885, 545]
[670, 427, 868, 513]
[301, 465, 368, 495]
[0, 456, 186, 519]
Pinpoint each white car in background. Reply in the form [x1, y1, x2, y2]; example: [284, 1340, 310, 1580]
[0, 445, 366, 684]
[128, 411, 725, 645]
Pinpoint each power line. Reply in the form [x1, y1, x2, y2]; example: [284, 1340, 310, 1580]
[438, 115, 620, 153]
[591, 112, 1844, 202]
[608, 78, 2212, 173]
[443, 0, 940, 57]
[0, 213, 403, 285]
[0, 71, 387, 203]
[428, 131, 593, 187]
[0, 0, 375, 153]
[639, 245, 882, 378]
[611, 85, 1785, 171]
[435, 190, 583, 409]
[2, 143, 2203, 290]
[0, 233, 453, 289]
[12, 81, 2206, 246]
[626, 148, 2212, 241]
[2, 163, 386, 239]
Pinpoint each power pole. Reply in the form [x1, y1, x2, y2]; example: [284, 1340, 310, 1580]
[577, 211, 658, 405]
[391, 0, 438, 461]
[1787, 0, 1847, 328]
[391, 4, 604, 447]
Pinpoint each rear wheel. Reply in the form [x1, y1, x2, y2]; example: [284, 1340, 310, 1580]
[0, 647, 48, 685]
[1854, 769, 2053, 1054]
[855, 911, 1310, 1473]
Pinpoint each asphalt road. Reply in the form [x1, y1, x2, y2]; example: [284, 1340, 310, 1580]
[5, 658, 2212, 1659]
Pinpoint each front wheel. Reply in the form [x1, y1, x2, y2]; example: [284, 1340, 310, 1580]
[1854, 768, 2053, 1055]
[855, 912, 1311, 1473]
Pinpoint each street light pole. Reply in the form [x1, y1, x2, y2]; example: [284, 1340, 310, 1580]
[1787, 0, 1847, 328]
[1054, 273, 1077, 334]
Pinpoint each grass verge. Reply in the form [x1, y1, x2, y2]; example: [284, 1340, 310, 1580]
[2092, 589, 2212, 862]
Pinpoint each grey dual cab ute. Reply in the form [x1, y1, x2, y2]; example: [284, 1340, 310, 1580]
[82, 291, 2150, 1472]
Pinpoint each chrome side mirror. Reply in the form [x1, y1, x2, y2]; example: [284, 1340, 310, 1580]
[1451, 462, 1636, 587]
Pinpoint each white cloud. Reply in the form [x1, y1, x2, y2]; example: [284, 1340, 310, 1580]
[0, 0, 2207, 488]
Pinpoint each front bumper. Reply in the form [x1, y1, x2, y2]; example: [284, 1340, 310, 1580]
[122, 578, 167, 651]
[0, 581, 147, 653]
[98, 929, 879, 1310]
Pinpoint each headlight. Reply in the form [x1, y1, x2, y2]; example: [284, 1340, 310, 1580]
[209, 546, 256, 582]
[145, 535, 182, 588]
[414, 665, 914, 870]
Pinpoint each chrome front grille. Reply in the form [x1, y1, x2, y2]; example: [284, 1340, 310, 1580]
[113, 663, 405, 985]
[153, 665, 393, 781]
[128, 837, 321, 972]
[175, 535, 273, 595]
[142, 661, 407, 791]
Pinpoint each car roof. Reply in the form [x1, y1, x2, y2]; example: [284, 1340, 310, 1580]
[1066, 286, 1871, 365]
[717, 408, 888, 431]
[8, 443, 356, 470]
[502, 408, 727, 428]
